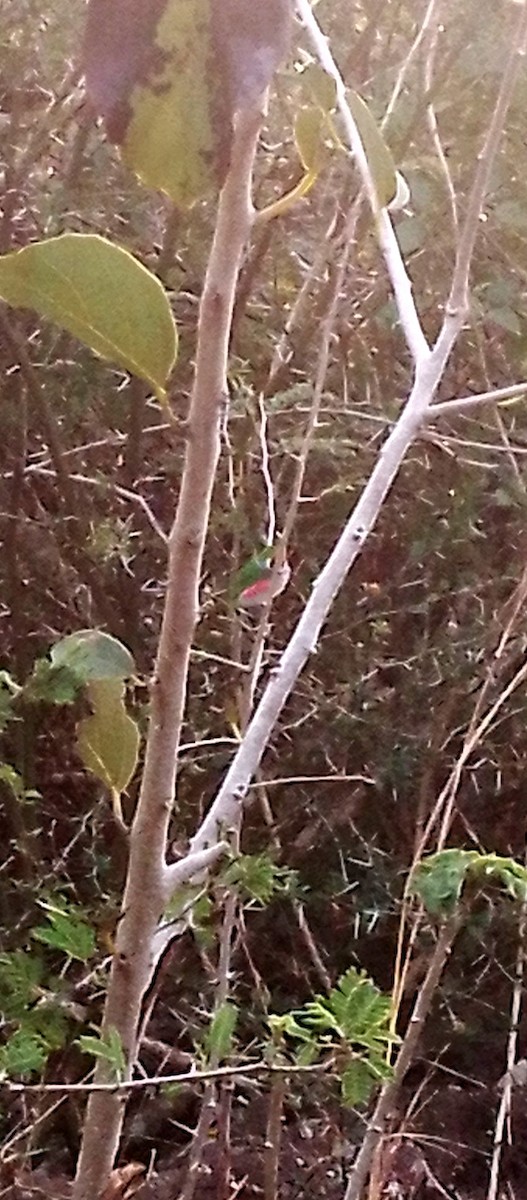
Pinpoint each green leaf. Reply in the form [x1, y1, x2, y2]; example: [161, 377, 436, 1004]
[77, 678, 140, 798]
[0, 234, 177, 398]
[340, 1056, 390, 1106]
[487, 307, 522, 335]
[0, 1030, 49, 1079]
[295, 1039, 319, 1067]
[268, 1013, 315, 1044]
[0, 951, 43, 1018]
[301, 64, 337, 113]
[25, 659, 85, 705]
[347, 90, 397, 208]
[395, 217, 426, 256]
[51, 630, 136, 685]
[25, 631, 136, 706]
[85, 0, 292, 204]
[203, 1002, 238, 1063]
[77, 1025, 127, 1083]
[411, 850, 527, 914]
[411, 849, 476, 915]
[0, 764, 25, 803]
[26, 1005, 70, 1051]
[33, 898, 96, 962]
[122, 0, 219, 205]
[269, 967, 394, 1107]
[328, 969, 392, 1046]
[85, 0, 225, 207]
[224, 853, 298, 906]
[294, 107, 327, 174]
[287, 968, 394, 1058]
[472, 853, 527, 903]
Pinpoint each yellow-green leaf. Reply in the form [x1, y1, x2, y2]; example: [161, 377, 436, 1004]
[120, 0, 222, 207]
[347, 90, 397, 209]
[301, 64, 337, 114]
[256, 107, 325, 222]
[0, 234, 177, 398]
[77, 679, 140, 798]
[294, 106, 327, 173]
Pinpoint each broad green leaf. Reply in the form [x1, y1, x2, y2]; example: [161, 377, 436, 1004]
[25, 629, 135, 707]
[114, 0, 222, 207]
[203, 1002, 238, 1063]
[0, 234, 177, 398]
[51, 630, 136, 684]
[347, 90, 397, 208]
[258, 100, 338, 222]
[84, 0, 292, 205]
[77, 678, 140, 798]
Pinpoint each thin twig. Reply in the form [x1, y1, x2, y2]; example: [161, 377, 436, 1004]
[423, 6, 458, 235]
[428, 381, 527, 419]
[383, 0, 444, 127]
[31, 466, 169, 544]
[3, 1059, 329, 1095]
[248, 772, 374, 788]
[296, 0, 430, 366]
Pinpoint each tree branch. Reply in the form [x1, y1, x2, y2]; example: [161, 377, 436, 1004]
[72, 103, 262, 1200]
[428, 381, 527, 420]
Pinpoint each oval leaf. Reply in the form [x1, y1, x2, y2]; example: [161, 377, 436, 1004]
[84, 0, 228, 207]
[121, 0, 221, 206]
[84, 0, 292, 206]
[77, 679, 140, 796]
[294, 106, 326, 173]
[0, 234, 177, 397]
[51, 630, 136, 684]
[301, 64, 337, 113]
[347, 90, 397, 208]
